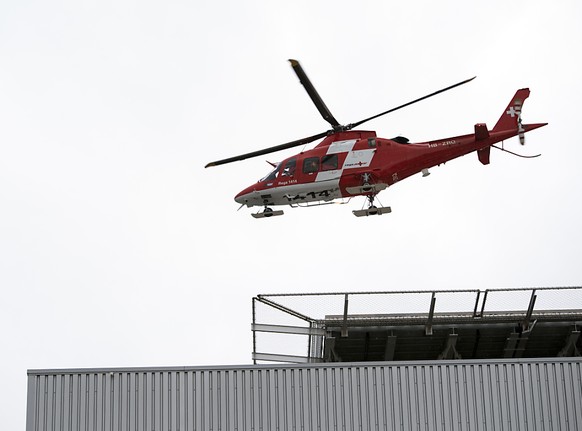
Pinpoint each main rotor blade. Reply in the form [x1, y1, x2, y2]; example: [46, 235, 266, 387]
[289, 59, 341, 129]
[205, 131, 328, 168]
[348, 76, 476, 130]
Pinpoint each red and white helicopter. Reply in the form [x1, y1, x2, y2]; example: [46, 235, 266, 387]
[206, 60, 547, 218]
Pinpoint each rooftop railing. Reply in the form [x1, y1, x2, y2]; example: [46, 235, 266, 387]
[252, 286, 582, 363]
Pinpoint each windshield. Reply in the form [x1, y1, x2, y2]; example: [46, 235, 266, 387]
[259, 163, 280, 182]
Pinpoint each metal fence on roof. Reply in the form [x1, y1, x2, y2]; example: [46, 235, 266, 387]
[252, 286, 582, 364]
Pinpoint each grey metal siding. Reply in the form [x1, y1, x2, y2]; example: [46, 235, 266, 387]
[27, 359, 582, 431]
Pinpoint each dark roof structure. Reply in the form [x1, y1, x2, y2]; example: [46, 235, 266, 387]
[252, 287, 582, 363]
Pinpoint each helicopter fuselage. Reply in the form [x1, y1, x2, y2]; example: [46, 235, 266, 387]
[234, 123, 545, 209]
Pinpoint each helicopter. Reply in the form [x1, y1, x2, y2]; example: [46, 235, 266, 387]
[205, 59, 547, 218]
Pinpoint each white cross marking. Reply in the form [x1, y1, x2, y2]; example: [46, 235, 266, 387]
[507, 106, 517, 117]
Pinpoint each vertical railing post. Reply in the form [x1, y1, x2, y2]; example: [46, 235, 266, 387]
[480, 290, 489, 317]
[472, 290, 482, 318]
[252, 297, 257, 365]
[341, 294, 349, 338]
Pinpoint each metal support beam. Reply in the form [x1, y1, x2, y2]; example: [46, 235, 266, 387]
[363, 332, 371, 361]
[504, 321, 536, 358]
[558, 330, 581, 357]
[479, 289, 489, 317]
[252, 297, 257, 365]
[472, 290, 482, 318]
[504, 332, 520, 358]
[471, 329, 481, 359]
[522, 289, 537, 332]
[438, 332, 462, 360]
[502, 289, 538, 359]
[309, 322, 325, 360]
[425, 292, 436, 336]
[514, 332, 530, 358]
[341, 294, 349, 337]
[323, 337, 340, 362]
[254, 296, 314, 323]
[252, 323, 326, 336]
[384, 335, 397, 361]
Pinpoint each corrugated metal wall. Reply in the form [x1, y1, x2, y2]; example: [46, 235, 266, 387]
[27, 359, 582, 431]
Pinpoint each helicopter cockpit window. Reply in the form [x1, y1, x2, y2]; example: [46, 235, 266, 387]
[260, 163, 280, 182]
[280, 158, 296, 177]
[303, 157, 320, 174]
[321, 154, 338, 171]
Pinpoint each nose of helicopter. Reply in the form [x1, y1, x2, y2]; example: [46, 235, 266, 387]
[234, 185, 255, 206]
[234, 191, 246, 205]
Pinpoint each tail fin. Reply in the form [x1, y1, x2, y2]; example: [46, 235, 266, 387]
[492, 88, 530, 132]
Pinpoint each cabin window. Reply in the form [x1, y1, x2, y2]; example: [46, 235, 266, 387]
[280, 158, 296, 177]
[260, 163, 280, 182]
[321, 154, 338, 171]
[303, 157, 320, 174]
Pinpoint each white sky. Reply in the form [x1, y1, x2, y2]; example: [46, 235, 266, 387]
[2, 0, 581, 428]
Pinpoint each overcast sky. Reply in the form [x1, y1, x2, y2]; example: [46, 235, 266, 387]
[2, 0, 581, 428]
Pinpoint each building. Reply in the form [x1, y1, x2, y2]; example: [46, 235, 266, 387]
[27, 287, 582, 430]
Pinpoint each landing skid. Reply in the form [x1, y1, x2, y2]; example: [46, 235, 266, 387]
[353, 206, 392, 217]
[353, 193, 391, 217]
[251, 208, 284, 218]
